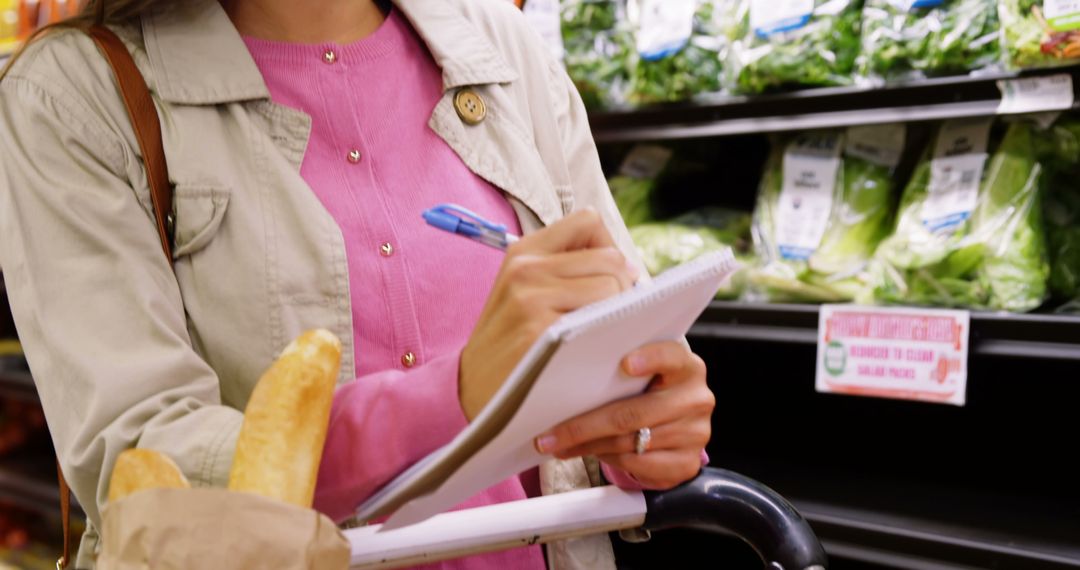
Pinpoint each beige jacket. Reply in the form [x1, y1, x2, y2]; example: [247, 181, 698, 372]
[0, 0, 641, 567]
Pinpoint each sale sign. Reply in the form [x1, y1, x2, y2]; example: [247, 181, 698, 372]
[816, 305, 970, 406]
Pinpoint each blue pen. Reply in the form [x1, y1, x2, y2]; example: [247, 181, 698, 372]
[422, 203, 520, 251]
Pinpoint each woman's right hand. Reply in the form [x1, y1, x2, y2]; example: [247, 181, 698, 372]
[459, 209, 639, 421]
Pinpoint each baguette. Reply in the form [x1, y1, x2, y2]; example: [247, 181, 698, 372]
[107, 449, 190, 503]
[228, 329, 341, 508]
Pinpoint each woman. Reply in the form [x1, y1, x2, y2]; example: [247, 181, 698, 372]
[0, 0, 715, 568]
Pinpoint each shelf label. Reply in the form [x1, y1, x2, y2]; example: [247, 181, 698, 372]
[777, 132, 842, 261]
[997, 74, 1075, 115]
[816, 305, 970, 406]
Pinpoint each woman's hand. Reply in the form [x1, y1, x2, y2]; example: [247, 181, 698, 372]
[535, 340, 714, 490]
[459, 209, 638, 421]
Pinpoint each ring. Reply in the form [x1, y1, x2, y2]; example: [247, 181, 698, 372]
[634, 427, 652, 455]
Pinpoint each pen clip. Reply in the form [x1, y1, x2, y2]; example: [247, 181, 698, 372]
[422, 203, 509, 235]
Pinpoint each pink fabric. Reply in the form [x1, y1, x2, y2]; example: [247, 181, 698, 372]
[244, 12, 542, 570]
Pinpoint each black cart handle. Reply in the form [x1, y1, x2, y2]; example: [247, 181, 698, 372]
[642, 467, 827, 570]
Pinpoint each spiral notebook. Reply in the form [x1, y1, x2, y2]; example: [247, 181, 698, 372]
[355, 249, 739, 529]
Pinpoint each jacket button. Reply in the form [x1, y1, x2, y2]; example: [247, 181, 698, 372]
[454, 89, 487, 126]
[401, 352, 416, 368]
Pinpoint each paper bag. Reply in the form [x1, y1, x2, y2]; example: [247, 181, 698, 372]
[97, 488, 350, 569]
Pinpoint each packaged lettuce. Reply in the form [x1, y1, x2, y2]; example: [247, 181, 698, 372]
[751, 125, 904, 303]
[730, 0, 864, 94]
[870, 119, 1050, 311]
[609, 145, 674, 227]
[858, 0, 1000, 83]
[626, 0, 736, 104]
[1001, 0, 1080, 69]
[1035, 119, 1080, 304]
[561, 0, 637, 109]
[630, 208, 754, 298]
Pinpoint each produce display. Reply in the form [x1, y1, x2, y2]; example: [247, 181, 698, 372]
[561, 0, 636, 109]
[858, 0, 1000, 82]
[1000, 0, 1080, 69]
[728, 0, 865, 93]
[751, 126, 903, 303]
[869, 119, 1050, 311]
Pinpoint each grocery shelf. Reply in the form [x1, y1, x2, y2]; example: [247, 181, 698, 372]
[0, 447, 77, 521]
[0, 354, 36, 403]
[690, 301, 1080, 361]
[590, 66, 1080, 143]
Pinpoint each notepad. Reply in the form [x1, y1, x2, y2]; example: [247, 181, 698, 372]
[355, 249, 739, 529]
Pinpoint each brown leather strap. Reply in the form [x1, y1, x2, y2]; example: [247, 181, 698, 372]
[53, 25, 174, 569]
[88, 24, 174, 260]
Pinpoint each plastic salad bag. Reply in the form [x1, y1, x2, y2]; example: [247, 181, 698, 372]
[729, 0, 864, 94]
[869, 118, 1050, 311]
[858, 0, 1000, 83]
[561, 0, 637, 109]
[609, 145, 674, 227]
[1000, 0, 1080, 69]
[1034, 118, 1080, 308]
[630, 208, 754, 298]
[751, 125, 905, 303]
[626, 0, 736, 104]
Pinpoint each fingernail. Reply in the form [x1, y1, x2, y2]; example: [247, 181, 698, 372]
[625, 260, 641, 282]
[627, 353, 647, 376]
[535, 434, 558, 454]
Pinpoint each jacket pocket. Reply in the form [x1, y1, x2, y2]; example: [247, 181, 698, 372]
[172, 185, 230, 258]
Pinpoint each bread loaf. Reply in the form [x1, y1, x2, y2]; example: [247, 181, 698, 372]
[107, 449, 190, 503]
[228, 329, 341, 508]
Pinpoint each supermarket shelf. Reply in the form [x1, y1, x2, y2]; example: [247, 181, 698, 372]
[590, 67, 1080, 142]
[0, 354, 36, 403]
[690, 301, 1080, 361]
[0, 447, 77, 521]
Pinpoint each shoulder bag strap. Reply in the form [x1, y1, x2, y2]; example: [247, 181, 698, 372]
[54, 24, 174, 570]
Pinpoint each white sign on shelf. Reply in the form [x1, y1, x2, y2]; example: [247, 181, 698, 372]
[816, 305, 970, 406]
[997, 74, 1075, 115]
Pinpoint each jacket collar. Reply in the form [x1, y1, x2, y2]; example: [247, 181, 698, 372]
[141, 0, 518, 105]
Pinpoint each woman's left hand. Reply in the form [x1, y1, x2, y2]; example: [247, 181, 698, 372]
[534, 340, 714, 490]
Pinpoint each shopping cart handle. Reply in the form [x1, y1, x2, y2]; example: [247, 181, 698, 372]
[642, 467, 827, 570]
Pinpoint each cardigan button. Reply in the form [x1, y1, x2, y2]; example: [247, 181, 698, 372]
[401, 352, 416, 368]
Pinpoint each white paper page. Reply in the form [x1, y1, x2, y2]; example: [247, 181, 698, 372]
[379, 250, 737, 529]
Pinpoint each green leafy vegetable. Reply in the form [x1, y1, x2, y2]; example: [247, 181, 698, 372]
[858, 0, 1000, 81]
[562, 0, 636, 109]
[1001, 0, 1080, 69]
[870, 121, 1050, 311]
[1035, 119, 1080, 303]
[610, 175, 659, 227]
[630, 207, 754, 298]
[751, 130, 899, 303]
[627, 0, 735, 104]
[730, 0, 864, 94]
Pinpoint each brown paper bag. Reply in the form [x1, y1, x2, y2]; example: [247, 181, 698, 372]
[97, 488, 350, 569]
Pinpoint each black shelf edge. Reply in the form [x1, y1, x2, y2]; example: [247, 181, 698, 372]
[590, 66, 1080, 142]
[690, 301, 1080, 361]
[798, 499, 1080, 569]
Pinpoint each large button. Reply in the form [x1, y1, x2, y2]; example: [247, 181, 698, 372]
[379, 242, 394, 257]
[454, 89, 487, 125]
[347, 149, 362, 164]
[401, 352, 416, 368]
[323, 49, 337, 64]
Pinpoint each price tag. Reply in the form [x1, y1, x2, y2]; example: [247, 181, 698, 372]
[816, 305, 970, 406]
[997, 74, 1075, 115]
[618, 144, 674, 179]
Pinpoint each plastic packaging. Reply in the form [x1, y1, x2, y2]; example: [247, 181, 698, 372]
[630, 208, 754, 299]
[869, 119, 1050, 312]
[1035, 119, 1080, 308]
[1000, 0, 1080, 69]
[750, 125, 904, 303]
[626, 0, 738, 104]
[561, 0, 637, 109]
[729, 0, 864, 94]
[858, 0, 1000, 83]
